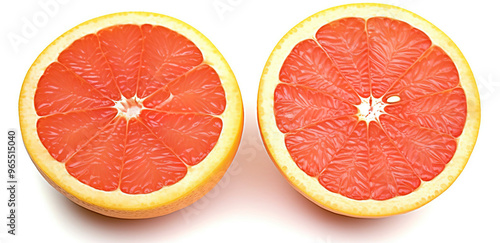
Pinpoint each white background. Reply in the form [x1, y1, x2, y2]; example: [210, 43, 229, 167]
[1, 0, 499, 242]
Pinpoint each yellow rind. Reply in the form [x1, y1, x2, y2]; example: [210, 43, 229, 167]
[257, 3, 480, 218]
[19, 12, 244, 219]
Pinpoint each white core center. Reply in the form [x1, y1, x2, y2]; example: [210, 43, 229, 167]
[356, 96, 387, 122]
[126, 106, 141, 117]
[115, 96, 143, 119]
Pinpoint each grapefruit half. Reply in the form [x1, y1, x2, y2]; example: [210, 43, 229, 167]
[257, 4, 480, 217]
[19, 12, 243, 219]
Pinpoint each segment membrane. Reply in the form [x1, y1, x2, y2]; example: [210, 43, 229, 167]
[318, 122, 371, 200]
[368, 122, 421, 200]
[274, 83, 357, 133]
[383, 46, 460, 102]
[279, 39, 360, 104]
[143, 64, 226, 115]
[285, 116, 358, 176]
[140, 110, 223, 166]
[380, 115, 457, 181]
[316, 17, 370, 98]
[385, 88, 467, 137]
[36, 108, 117, 162]
[137, 24, 203, 98]
[120, 119, 187, 194]
[58, 34, 121, 100]
[367, 17, 432, 98]
[97, 24, 143, 98]
[66, 117, 127, 191]
[35, 62, 114, 116]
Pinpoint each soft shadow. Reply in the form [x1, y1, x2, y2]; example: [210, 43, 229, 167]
[41, 181, 197, 242]
[223, 108, 426, 240]
[38, 107, 426, 242]
[37, 107, 282, 241]
[294, 189, 425, 234]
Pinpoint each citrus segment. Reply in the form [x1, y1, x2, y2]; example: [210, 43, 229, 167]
[120, 119, 187, 194]
[137, 24, 203, 98]
[274, 83, 357, 133]
[367, 17, 432, 98]
[258, 4, 480, 217]
[34, 62, 115, 116]
[57, 34, 122, 101]
[20, 12, 243, 218]
[37, 108, 118, 162]
[143, 64, 226, 115]
[380, 115, 457, 181]
[140, 110, 223, 166]
[66, 117, 127, 191]
[384, 88, 467, 137]
[367, 122, 421, 200]
[317, 121, 371, 200]
[279, 39, 360, 104]
[284, 116, 358, 176]
[317, 121, 421, 201]
[316, 17, 370, 98]
[97, 24, 143, 99]
[383, 46, 460, 102]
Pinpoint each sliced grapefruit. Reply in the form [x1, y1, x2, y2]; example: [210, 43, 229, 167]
[19, 12, 243, 219]
[258, 4, 480, 217]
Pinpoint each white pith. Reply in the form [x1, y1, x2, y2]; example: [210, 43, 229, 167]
[114, 96, 144, 119]
[356, 96, 387, 123]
